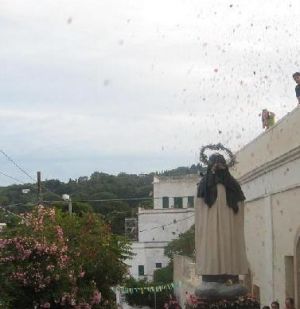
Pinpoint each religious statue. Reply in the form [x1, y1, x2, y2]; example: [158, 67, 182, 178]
[195, 144, 249, 299]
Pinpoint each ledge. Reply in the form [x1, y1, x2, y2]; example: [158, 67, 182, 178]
[238, 144, 300, 184]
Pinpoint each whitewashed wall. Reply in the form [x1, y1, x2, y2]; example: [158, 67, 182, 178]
[127, 242, 170, 280]
[127, 208, 195, 280]
[153, 175, 198, 209]
[138, 208, 195, 242]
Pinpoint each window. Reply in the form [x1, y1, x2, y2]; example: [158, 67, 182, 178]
[174, 197, 183, 208]
[162, 196, 169, 208]
[187, 196, 194, 208]
[156, 263, 162, 268]
[284, 256, 294, 299]
[138, 265, 144, 276]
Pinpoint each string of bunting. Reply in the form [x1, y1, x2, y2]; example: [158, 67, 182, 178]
[112, 282, 181, 294]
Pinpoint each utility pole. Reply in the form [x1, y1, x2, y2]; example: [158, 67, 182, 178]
[37, 171, 42, 203]
[68, 197, 72, 215]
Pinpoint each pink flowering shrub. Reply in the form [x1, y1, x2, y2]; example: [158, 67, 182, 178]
[0, 205, 130, 308]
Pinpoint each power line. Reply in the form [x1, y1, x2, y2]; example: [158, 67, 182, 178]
[0, 171, 58, 207]
[1, 203, 24, 208]
[72, 197, 153, 202]
[2, 202, 38, 208]
[0, 202, 40, 222]
[139, 214, 195, 233]
[44, 195, 195, 203]
[0, 152, 63, 203]
[0, 170, 26, 184]
[0, 149, 65, 201]
[0, 150, 35, 182]
[0, 199, 194, 234]
[44, 195, 195, 233]
[0, 205, 24, 219]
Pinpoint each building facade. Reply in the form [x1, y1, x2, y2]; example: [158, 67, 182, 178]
[232, 106, 300, 308]
[127, 174, 198, 280]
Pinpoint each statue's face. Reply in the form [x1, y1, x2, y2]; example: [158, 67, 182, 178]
[209, 154, 227, 173]
[211, 162, 226, 173]
[216, 162, 226, 169]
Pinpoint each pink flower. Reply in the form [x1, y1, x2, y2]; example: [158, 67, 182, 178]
[90, 290, 101, 305]
[79, 271, 85, 278]
[46, 264, 55, 272]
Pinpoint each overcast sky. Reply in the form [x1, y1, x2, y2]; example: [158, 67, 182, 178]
[0, 0, 299, 185]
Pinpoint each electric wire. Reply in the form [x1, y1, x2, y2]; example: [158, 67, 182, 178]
[0, 150, 196, 230]
[139, 214, 195, 233]
[0, 170, 26, 184]
[0, 149, 64, 201]
[44, 195, 195, 203]
[0, 205, 24, 219]
[0, 197, 194, 233]
[0, 150, 35, 182]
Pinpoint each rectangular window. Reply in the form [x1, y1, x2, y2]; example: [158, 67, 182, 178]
[138, 265, 144, 276]
[174, 197, 183, 208]
[162, 196, 169, 208]
[187, 196, 194, 208]
[156, 263, 162, 268]
[284, 256, 294, 299]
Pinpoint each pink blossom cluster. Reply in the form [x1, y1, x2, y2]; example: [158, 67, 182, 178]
[0, 207, 70, 292]
[58, 289, 101, 309]
[21, 205, 55, 230]
[0, 237, 32, 261]
[0, 206, 104, 307]
[185, 292, 199, 306]
[90, 289, 101, 305]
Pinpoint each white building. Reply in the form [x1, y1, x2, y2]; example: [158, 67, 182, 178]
[127, 174, 198, 281]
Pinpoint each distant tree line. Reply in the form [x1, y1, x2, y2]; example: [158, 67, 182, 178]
[0, 165, 204, 235]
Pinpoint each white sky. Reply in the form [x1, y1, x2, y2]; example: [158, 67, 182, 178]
[0, 0, 299, 185]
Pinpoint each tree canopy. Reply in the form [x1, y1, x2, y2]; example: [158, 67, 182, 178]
[0, 205, 131, 308]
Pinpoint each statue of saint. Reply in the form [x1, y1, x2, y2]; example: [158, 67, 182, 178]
[195, 153, 248, 284]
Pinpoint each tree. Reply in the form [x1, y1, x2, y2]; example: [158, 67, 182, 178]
[153, 263, 173, 283]
[164, 225, 195, 259]
[0, 165, 199, 237]
[152, 225, 195, 289]
[0, 205, 131, 308]
[0, 208, 21, 227]
[53, 201, 93, 216]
